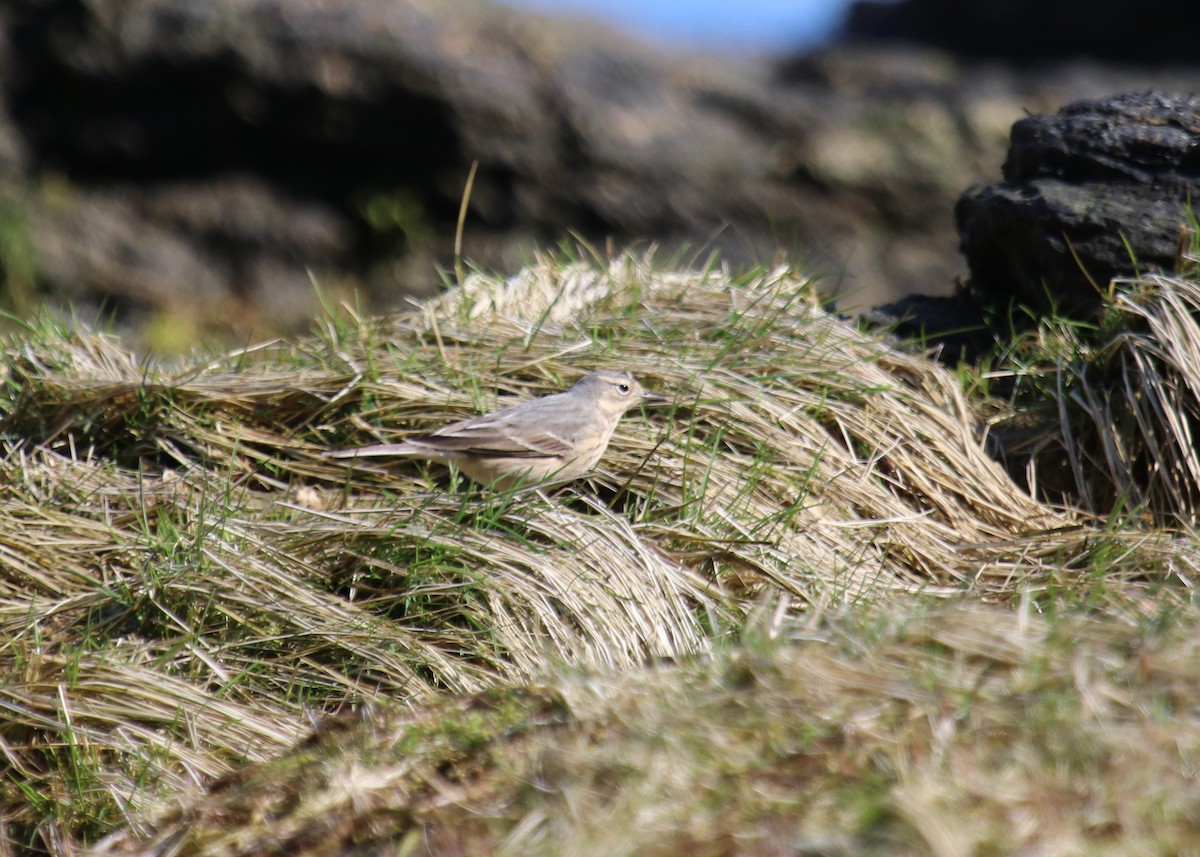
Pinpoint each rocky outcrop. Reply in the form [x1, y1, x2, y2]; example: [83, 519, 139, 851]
[0, 0, 1197, 345]
[845, 0, 1196, 61]
[957, 92, 1200, 317]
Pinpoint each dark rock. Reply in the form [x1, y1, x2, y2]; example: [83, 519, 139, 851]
[956, 92, 1200, 317]
[0, 0, 1198, 345]
[7, 0, 832, 336]
[843, 0, 1197, 62]
[864, 289, 992, 362]
[26, 176, 354, 334]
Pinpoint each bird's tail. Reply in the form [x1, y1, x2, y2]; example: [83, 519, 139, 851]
[322, 442, 418, 459]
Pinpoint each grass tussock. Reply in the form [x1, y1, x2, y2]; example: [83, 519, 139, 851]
[89, 602, 1200, 856]
[998, 271, 1200, 527]
[0, 251, 1196, 851]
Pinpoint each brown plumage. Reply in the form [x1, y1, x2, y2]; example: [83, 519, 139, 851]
[324, 370, 663, 489]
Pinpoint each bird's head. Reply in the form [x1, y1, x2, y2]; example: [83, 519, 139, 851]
[574, 370, 665, 414]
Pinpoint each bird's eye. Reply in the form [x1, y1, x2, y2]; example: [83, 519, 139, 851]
[617, 383, 631, 395]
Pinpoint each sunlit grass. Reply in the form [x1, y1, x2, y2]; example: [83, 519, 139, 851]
[1, 251, 1198, 853]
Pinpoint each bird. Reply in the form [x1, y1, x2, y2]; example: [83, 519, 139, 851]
[324, 370, 664, 489]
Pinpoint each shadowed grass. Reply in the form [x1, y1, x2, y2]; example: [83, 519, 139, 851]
[995, 269, 1200, 527]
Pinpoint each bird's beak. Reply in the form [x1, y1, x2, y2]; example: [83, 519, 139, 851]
[641, 392, 668, 405]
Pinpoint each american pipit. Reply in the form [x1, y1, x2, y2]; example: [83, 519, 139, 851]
[324, 370, 663, 489]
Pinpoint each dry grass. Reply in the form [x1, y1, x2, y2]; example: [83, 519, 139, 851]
[996, 271, 1200, 528]
[88, 601, 1200, 857]
[0, 251, 1195, 853]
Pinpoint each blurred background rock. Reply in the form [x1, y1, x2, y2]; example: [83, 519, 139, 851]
[1, 0, 1194, 350]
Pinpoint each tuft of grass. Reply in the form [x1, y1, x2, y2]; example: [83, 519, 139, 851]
[992, 267, 1200, 527]
[0, 250, 1195, 851]
[88, 602, 1200, 856]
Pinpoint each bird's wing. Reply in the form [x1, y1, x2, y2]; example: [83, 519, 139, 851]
[419, 417, 574, 458]
[418, 396, 578, 458]
[323, 427, 570, 460]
